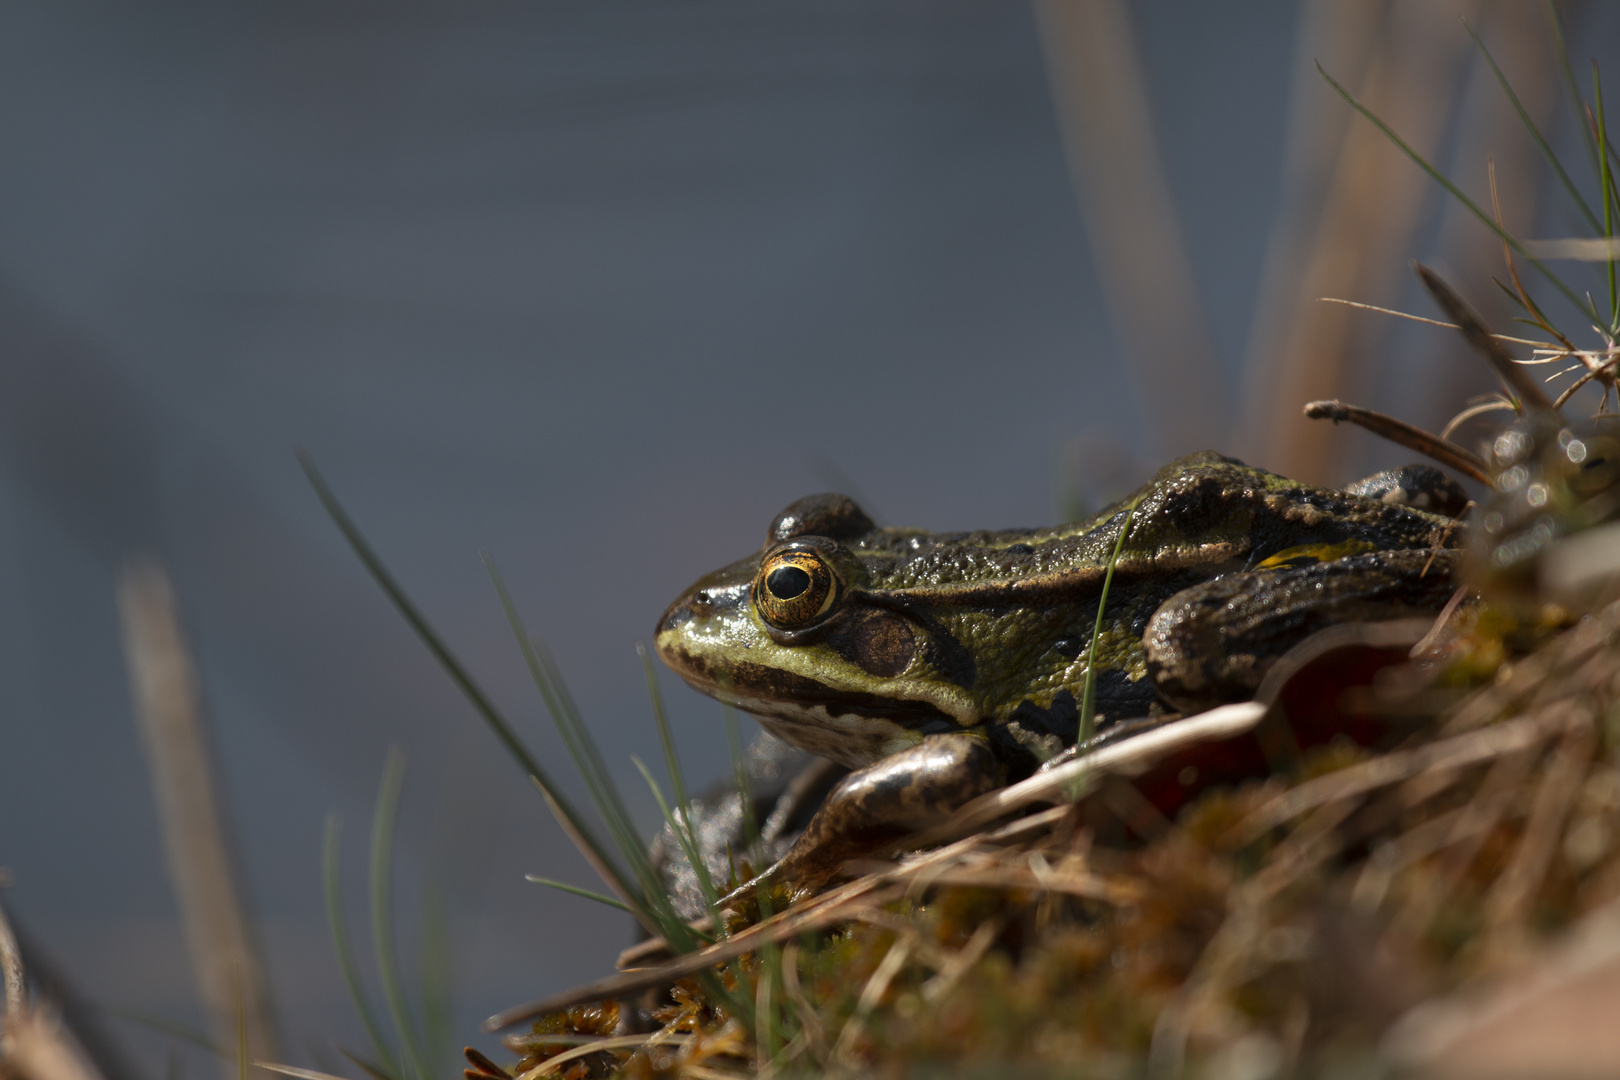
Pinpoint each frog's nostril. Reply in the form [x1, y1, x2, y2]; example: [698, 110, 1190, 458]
[691, 590, 716, 614]
[657, 601, 693, 636]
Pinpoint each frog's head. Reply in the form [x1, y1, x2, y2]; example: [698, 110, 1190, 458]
[655, 493, 973, 766]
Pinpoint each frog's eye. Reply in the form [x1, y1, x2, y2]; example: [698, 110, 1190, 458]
[755, 548, 839, 629]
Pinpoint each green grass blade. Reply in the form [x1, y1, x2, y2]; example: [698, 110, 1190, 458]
[1593, 64, 1618, 329]
[338, 1050, 398, 1080]
[639, 644, 692, 814]
[304, 455, 743, 1010]
[631, 755, 720, 913]
[480, 556, 638, 860]
[1465, 19, 1601, 232]
[718, 698, 773, 1034]
[321, 817, 400, 1080]
[299, 454, 538, 782]
[235, 967, 248, 1080]
[524, 875, 634, 913]
[297, 455, 638, 929]
[481, 553, 701, 952]
[1545, 0, 1601, 172]
[637, 644, 720, 906]
[721, 701, 760, 857]
[417, 885, 452, 1080]
[368, 749, 425, 1080]
[1079, 500, 1138, 747]
[1318, 62, 1599, 323]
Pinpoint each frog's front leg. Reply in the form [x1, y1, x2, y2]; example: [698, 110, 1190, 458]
[721, 732, 1001, 905]
[1145, 548, 1460, 711]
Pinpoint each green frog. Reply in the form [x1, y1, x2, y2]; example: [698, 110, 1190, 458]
[655, 453, 1464, 898]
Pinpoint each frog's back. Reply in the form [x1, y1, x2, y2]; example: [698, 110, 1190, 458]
[851, 452, 1451, 597]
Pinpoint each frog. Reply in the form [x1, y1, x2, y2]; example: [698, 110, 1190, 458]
[654, 452, 1466, 901]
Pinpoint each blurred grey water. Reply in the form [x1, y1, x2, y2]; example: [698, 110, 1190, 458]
[0, 0, 1312, 1071]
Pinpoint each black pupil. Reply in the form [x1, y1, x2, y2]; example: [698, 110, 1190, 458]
[767, 565, 812, 600]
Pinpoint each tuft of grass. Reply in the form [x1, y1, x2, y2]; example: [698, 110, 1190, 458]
[1317, 62, 1598, 327]
[1465, 18, 1601, 234]
[298, 454, 638, 929]
[480, 553, 713, 959]
[416, 887, 451, 1080]
[303, 454, 753, 1025]
[638, 642, 722, 913]
[320, 752, 452, 1080]
[629, 756, 720, 923]
[1318, 6, 1620, 417]
[321, 817, 398, 1080]
[368, 750, 425, 1080]
[722, 699, 762, 860]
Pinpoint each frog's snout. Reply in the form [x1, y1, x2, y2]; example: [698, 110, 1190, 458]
[656, 591, 700, 638]
[654, 576, 753, 672]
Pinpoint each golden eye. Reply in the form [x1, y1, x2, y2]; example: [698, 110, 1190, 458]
[755, 548, 839, 629]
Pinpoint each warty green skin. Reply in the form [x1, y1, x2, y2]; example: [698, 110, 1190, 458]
[655, 452, 1459, 778]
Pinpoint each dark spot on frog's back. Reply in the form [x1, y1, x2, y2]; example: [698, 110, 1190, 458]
[827, 608, 916, 678]
[1152, 470, 1244, 529]
[769, 493, 876, 543]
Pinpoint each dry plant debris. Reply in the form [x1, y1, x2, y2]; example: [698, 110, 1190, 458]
[484, 589, 1620, 1079]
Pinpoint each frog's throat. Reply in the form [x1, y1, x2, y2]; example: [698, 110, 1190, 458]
[735, 700, 925, 769]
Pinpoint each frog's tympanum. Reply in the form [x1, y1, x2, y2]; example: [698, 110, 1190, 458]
[656, 453, 1464, 899]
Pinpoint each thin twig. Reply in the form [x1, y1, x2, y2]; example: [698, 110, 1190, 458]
[1440, 398, 1518, 439]
[1415, 263, 1557, 412]
[1318, 297, 1555, 346]
[1303, 400, 1492, 483]
[1552, 351, 1620, 409]
[1410, 586, 1472, 658]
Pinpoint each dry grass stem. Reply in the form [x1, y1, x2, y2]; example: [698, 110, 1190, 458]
[1033, 0, 1225, 456]
[116, 559, 279, 1075]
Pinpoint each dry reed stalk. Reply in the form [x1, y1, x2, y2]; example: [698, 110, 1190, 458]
[1241, 0, 1492, 482]
[0, 899, 22, 1019]
[116, 559, 279, 1077]
[1032, 0, 1226, 457]
[1, 1013, 106, 1080]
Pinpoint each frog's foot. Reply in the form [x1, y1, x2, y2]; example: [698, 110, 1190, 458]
[717, 732, 1001, 910]
[1145, 548, 1461, 712]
